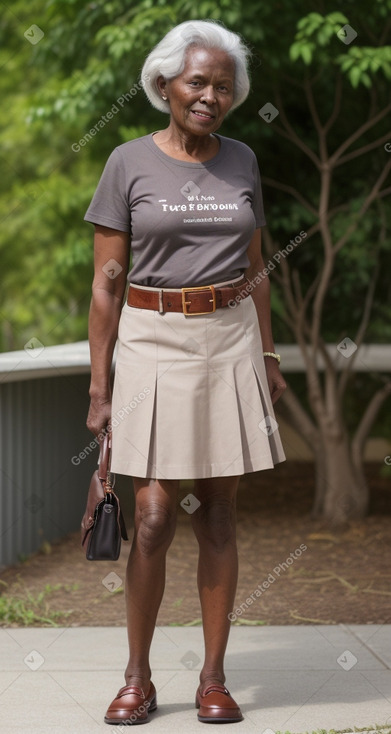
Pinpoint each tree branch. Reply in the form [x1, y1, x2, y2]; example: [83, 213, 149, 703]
[262, 177, 318, 217]
[275, 237, 311, 360]
[338, 198, 385, 398]
[304, 77, 323, 135]
[269, 122, 321, 168]
[368, 85, 378, 120]
[335, 132, 391, 167]
[292, 268, 303, 308]
[276, 70, 306, 89]
[304, 78, 328, 162]
[323, 73, 343, 134]
[328, 202, 351, 219]
[330, 103, 391, 166]
[352, 379, 391, 461]
[277, 384, 319, 454]
[278, 247, 300, 320]
[274, 88, 321, 168]
[338, 259, 380, 399]
[261, 229, 296, 329]
[334, 156, 391, 254]
[377, 186, 391, 200]
[379, 18, 391, 45]
[261, 227, 283, 261]
[310, 163, 334, 349]
[300, 272, 322, 327]
[264, 217, 325, 410]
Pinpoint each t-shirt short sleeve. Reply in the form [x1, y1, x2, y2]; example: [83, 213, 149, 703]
[83, 133, 267, 287]
[84, 148, 130, 232]
[252, 155, 266, 228]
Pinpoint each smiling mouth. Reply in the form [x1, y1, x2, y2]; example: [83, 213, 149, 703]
[191, 110, 215, 120]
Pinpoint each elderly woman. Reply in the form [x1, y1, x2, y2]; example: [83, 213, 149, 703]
[85, 19, 285, 726]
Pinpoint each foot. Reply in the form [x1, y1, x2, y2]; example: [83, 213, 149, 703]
[196, 681, 243, 723]
[198, 676, 226, 696]
[104, 680, 157, 725]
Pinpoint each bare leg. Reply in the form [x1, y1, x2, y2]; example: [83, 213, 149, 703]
[124, 477, 179, 691]
[191, 475, 240, 692]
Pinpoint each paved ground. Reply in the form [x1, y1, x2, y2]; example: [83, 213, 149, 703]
[1, 625, 391, 733]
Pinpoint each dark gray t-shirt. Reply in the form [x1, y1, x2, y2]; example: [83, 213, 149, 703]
[84, 133, 266, 287]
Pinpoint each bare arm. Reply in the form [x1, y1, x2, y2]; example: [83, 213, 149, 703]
[245, 228, 286, 404]
[86, 225, 130, 436]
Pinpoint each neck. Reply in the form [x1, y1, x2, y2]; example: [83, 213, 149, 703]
[155, 123, 218, 160]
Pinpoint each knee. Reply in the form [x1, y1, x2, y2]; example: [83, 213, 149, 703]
[192, 498, 236, 551]
[135, 502, 176, 556]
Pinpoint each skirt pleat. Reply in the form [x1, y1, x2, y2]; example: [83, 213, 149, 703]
[111, 292, 285, 479]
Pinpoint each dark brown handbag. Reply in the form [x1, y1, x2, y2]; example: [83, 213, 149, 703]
[81, 431, 128, 560]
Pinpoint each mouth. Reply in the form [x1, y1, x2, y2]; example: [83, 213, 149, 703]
[190, 110, 215, 120]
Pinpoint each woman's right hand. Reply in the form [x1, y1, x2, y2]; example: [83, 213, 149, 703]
[86, 396, 112, 438]
[86, 226, 129, 439]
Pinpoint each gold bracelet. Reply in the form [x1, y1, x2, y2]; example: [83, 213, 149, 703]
[263, 351, 281, 364]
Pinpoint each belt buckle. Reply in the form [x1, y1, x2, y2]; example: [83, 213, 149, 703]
[181, 285, 216, 315]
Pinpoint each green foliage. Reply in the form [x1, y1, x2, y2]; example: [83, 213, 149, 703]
[290, 12, 349, 64]
[0, 579, 74, 627]
[1, 0, 390, 442]
[289, 9, 391, 88]
[337, 46, 391, 88]
[231, 618, 267, 625]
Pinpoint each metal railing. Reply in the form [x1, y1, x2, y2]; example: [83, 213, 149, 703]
[0, 340, 389, 568]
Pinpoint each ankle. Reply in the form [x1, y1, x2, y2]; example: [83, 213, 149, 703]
[199, 671, 226, 692]
[124, 667, 152, 689]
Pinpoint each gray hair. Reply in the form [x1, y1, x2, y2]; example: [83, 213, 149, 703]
[141, 20, 251, 114]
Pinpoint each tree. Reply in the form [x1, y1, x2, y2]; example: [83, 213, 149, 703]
[0, 0, 99, 349]
[1, 0, 390, 523]
[253, 8, 391, 523]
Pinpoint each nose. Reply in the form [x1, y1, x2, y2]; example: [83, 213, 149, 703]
[200, 85, 216, 104]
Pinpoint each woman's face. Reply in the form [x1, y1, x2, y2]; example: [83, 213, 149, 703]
[158, 46, 235, 136]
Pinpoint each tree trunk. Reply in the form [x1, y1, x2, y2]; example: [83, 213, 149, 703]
[1, 320, 15, 351]
[312, 432, 369, 525]
[312, 445, 328, 517]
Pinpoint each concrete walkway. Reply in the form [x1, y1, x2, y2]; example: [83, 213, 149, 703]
[1, 625, 390, 733]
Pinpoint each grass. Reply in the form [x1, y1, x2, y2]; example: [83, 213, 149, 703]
[231, 618, 268, 625]
[0, 578, 76, 627]
[169, 618, 203, 626]
[168, 617, 269, 626]
[275, 726, 391, 734]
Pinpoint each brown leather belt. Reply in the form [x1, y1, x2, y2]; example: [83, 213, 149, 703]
[127, 277, 249, 315]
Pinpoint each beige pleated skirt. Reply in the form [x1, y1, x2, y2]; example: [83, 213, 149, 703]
[111, 279, 285, 480]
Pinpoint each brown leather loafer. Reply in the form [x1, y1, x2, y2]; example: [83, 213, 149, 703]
[104, 681, 157, 725]
[195, 683, 243, 723]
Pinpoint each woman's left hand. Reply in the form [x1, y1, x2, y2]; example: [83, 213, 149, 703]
[264, 357, 287, 404]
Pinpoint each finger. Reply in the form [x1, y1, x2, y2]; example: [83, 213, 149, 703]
[271, 384, 286, 404]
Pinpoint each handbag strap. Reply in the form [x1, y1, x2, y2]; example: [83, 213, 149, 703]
[98, 430, 112, 484]
[97, 429, 127, 540]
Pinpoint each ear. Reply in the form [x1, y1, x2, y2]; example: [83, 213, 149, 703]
[156, 75, 168, 99]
